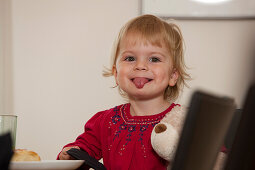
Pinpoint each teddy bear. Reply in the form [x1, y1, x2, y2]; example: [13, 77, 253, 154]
[151, 105, 227, 170]
[151, 105, 187, 167]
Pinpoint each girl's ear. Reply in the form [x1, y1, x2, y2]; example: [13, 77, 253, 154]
[113, 65, 118, 85]
[169, 69, 179, 87]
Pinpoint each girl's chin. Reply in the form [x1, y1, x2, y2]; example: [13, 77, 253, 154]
[128, 92, 164, 101]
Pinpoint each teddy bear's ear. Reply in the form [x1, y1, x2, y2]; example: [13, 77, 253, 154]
[155, 123, 167, 133]
[151, 123, 179, 162]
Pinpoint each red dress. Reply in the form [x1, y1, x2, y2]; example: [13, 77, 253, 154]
[61, 103, 178, 170]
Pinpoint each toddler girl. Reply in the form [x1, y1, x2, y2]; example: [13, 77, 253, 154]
[58, 14, 190, 170]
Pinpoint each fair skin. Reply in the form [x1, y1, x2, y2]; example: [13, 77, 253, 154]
[59, 146, 80, 160]
[59, 34, 179, 159]
[113, 34, 179, 116]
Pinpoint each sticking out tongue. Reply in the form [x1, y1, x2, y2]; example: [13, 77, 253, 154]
[132, 77, 149, 89]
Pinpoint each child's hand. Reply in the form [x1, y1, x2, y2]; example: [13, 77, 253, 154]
[59, 146, 80, 160]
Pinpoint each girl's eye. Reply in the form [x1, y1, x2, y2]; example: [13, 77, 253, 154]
[149, 57, 161, 62]
[124, 56, 135, 61]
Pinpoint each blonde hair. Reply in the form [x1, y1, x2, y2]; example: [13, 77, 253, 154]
[103, 14, 190, 101]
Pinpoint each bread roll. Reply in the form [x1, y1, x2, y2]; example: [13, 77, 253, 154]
[11, 149, 41, 161]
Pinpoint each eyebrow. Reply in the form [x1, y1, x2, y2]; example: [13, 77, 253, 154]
[121, 50, 167, 56]
[151, 52, 167, 58]
[120, 51, 134, 55]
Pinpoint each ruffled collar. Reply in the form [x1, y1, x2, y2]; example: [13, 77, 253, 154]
[120, 103, 177, 125]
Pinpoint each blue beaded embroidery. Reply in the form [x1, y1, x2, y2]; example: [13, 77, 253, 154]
[111, 104, 166, 143]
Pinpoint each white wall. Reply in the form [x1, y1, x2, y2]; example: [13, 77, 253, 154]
[0, 0, 4, 114]
[0, 0, 13, 115]
[175, 19, 255, 106]
[1, 0, 255, 160]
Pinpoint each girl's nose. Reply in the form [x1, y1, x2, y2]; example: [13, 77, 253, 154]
[134, 60, 148, 71]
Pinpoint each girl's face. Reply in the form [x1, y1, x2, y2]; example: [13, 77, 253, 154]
[113, 34, 179, 101]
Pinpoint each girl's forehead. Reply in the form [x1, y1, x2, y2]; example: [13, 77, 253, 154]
[120, 32, 165, 48]
[117, 32, 172, 59]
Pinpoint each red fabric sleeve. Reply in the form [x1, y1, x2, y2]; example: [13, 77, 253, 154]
[60, 111, 105, 160]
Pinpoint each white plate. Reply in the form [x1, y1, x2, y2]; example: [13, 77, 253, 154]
[9, 160, 85, 170]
